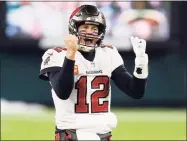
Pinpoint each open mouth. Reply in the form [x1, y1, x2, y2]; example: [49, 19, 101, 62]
[80, 38, 95, 46]
[84, 38, 93, 44]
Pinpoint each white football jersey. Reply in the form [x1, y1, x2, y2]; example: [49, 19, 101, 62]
[40, 46, 124, 134]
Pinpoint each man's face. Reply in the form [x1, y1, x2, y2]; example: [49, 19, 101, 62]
[78, 24, 99, 47]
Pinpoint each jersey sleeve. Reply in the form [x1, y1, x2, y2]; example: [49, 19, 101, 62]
[111, 46, 124, 72]
[39, 47, 66, 80]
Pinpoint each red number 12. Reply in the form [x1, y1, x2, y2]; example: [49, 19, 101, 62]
[75, 76, 109, 113]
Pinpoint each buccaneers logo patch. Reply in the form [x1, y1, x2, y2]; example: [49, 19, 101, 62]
[74, 65, 79, 75]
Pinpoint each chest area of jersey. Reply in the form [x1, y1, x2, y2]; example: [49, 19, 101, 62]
[74, 53, 111, 77]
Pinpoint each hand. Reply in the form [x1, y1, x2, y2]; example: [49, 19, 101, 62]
[130, 36, 146, 56]
[131, 36, 148, 79]
[64, 34, 79, 53]
[64, 34, 79, 60]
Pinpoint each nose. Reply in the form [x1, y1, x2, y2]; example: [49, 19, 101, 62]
[86, 28, 93, 34]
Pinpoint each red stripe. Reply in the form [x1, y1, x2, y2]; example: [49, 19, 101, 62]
[70, 7, 81, 19]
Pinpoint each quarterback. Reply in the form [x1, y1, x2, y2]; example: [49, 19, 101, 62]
[39, 5, 148, 141]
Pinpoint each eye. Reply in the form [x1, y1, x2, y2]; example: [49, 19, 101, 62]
[79, 26, 87, 32]
[84, 25, 89, 29]
[80, 25, 87, 30]
[93, 28, 98, 32]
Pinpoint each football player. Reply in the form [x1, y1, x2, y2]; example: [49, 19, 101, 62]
[39, 5, 148, 141]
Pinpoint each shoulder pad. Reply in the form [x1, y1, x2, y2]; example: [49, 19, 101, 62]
[101, 44, 113, 49]
[41, 47, 67, 70]
[42, 47, 66, 60]
[100, 44, 119, 53]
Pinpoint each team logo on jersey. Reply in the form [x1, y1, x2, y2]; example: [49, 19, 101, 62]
[74, 65, 79, 75]
[44, 56, 50, 65]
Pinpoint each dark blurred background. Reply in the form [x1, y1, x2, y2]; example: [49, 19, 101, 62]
[0, 1, 186, 108]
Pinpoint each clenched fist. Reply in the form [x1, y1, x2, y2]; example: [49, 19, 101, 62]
[130, 36, 146, 57]
[64, 34, 79, 52]
[64, 34, 79, 60]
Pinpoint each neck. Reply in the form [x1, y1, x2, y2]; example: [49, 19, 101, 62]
[79, 49, 95, 62]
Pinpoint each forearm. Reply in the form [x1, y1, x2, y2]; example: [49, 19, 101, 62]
[130, 76, 147, 98]
[111, 65, 147, 99]
[48, 57, 75, 100]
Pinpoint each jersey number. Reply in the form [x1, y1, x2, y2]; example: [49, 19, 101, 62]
[75, 76, 109, 113]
